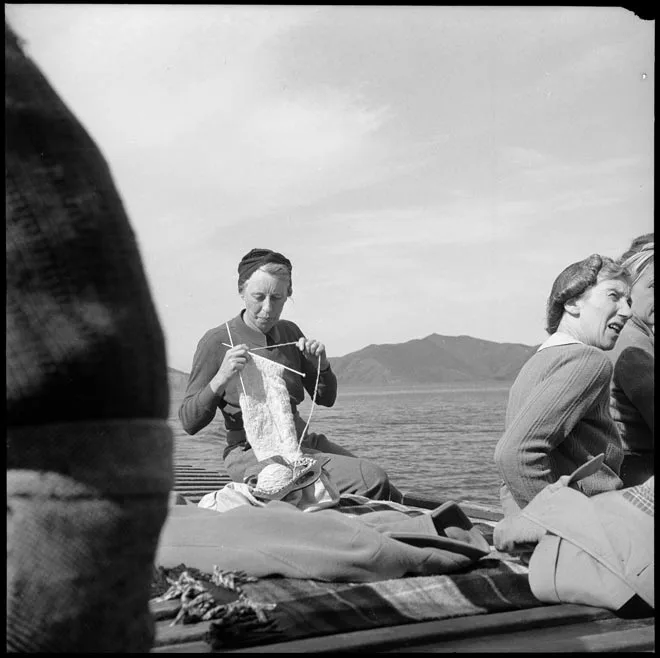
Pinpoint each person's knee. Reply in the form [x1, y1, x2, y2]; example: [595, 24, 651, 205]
[223, 447, 256, 483]
[303, 432, 356, 458]
[358, 460, 402, 502]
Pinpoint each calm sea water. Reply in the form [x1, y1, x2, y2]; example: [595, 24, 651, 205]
[169, 382, 510, 508]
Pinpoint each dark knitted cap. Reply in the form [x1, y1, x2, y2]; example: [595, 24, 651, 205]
[237, 248, 292, 291]
[6, 21, 169, 425]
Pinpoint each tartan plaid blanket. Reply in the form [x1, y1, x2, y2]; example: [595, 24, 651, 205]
[153, 495, 538, 650]
[219, 556, 534, 649]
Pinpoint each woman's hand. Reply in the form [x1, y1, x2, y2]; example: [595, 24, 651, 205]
[297, 337, 329, 369]
[209, 344, 250, 394]
[493, 514, 547, 553]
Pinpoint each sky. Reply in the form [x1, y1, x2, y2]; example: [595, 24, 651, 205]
[7, 5, 654, 372]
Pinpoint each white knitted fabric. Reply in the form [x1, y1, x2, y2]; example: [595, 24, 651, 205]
[238, 356, 301, 462]
[255, 463, 294, 493]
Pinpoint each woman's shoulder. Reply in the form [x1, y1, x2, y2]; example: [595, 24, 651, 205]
[275, 319, 304, 338]
[566, 342, 612, 363]
[198, 322, 232, 348]
[537, 342, 613, 378]
[565, 344, 615, 382]
[536, 341, 606, 358]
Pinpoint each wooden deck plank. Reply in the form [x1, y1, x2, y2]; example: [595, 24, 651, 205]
[173, 467, 228, 474]
[390, 616, 655, 653]
[173, 481, 225, 487]
[229, 605, 616, 653]
[172, 486, 214, 491]
[151, 641, 210, 653]
[150, 611, 654, 654]
[173, 480, 215, 484]
[173, 485, 230, 490]
[172, 481, 228, 487]
[171, 468, 503, 520]
[152, 603, 622, 653]
[174, 473, 230, 477]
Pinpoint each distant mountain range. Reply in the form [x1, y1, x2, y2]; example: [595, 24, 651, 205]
[328, 334, 537, 387]
[168, 333, 538, 392]
[168, 367, 190, 396]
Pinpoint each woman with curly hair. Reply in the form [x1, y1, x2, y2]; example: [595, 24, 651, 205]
[609, 234, 654, 486]
[494, 254, 632, 514]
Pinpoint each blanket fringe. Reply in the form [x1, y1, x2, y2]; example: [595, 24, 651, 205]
[150, 564, 279, 647]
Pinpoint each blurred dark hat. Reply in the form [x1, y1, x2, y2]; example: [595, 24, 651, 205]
[237, 248, 292, 291]
[5, 19, 169, 427]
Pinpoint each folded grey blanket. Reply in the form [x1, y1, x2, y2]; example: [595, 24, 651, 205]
[156, 499, 490, 582]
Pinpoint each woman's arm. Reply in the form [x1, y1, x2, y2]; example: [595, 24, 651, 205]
[495, 348, 613, 506]
[303, 360, 338, 407]
[297, 336, 338, 407]
[178, 331, 226, 434]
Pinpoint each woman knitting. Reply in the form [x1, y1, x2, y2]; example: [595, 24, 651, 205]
[609, 233, 654, 486]
[494, 254, 632, 515]
[179, 247, 403, 501]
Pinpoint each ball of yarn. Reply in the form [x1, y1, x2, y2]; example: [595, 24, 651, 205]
[256, 463, 294, 493]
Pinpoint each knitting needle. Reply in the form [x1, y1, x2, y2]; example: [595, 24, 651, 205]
[251, 351, 306, 377]
[249, 342, 299, 351]
[225, 324, 247, 395]
[221, 342, 306, 377]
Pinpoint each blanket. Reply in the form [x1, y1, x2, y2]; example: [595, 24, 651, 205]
[152, 555, 534, 650]
[152, 495, 537, 650]
[156, 497, 491, 582]
[232, 558, 533, 647]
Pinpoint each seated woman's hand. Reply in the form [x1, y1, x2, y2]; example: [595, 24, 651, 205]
[494, 513, 547, 553]
[297, 337, 329, 369]
[210, 344, 250, 393]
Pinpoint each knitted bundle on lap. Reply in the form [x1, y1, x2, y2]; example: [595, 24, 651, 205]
[239, 356, 301, 462]
[5, 23, 168, 427]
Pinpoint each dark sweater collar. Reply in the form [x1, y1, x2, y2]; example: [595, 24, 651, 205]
[226, 311, 282, 346]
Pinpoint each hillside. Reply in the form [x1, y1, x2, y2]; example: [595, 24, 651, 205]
[168, 333, 537, 391]
[168, 367, 190, 396]
[328, 334, 537, 387]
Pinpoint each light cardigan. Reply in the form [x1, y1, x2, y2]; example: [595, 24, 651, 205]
[608, 315, 654, 455]
[524, 476, 654, 611]
[494, 335, 624, 509]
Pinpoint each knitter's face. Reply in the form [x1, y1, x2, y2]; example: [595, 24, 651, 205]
[630, 264, 654, 331]
[574, 277, 632, 350]
[241, 269, 289, 334]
